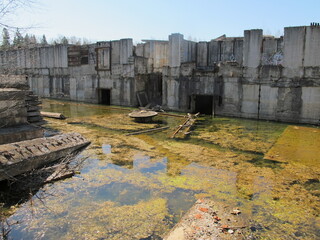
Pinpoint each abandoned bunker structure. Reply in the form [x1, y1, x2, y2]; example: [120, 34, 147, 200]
[0, 25, 319, 124]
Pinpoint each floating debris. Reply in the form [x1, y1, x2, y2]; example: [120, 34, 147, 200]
[128, 110, 158, 123]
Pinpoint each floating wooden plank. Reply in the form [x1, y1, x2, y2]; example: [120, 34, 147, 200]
[171, 113, 199, 138]
[41, 111, 66, 119]
[126, 126, 169, 136]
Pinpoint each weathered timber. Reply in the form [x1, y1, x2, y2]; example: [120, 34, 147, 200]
[0, 133, 90, 181]
[41, 111, 66, 119]
[171, 113, 199, 138]
[164, 198, 250, 240]
[126, 126, 170, 136]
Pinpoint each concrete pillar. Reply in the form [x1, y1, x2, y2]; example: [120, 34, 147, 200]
[243, 29, 263, 68]
[168, 33, 184, 67]
[196, 42, 208, 67]
[283, 26, 305, 68]
[120, 38, 133, 65]
[304, 26, 320, 67]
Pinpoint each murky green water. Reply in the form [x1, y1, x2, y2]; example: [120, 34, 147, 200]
[1, 99, 320, 239]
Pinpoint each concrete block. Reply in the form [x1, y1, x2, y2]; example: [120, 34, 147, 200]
[166, 79, 180, 110]
[208, 40, 220, 65]
[243, 29, 263, 68]
[283, 26, 305, 69]
[220, 78, 241, 115]
[196, 42, 208, 67]
[304, 26, 320, 67]
[234, 39, 243, 64]
[120, 38, 133, 65]
[220, 39, 234, 62]
[241, 84, 259, 118]
[97, 47, 110, 70]
[135, 43, 144, 57]
[301, 87, 320, 124]
[262, 38, 278, 65]
[168, 33, 184, 67]
[111, 40, 120, 65]
[182, 40, 196, 63]
[276, 87, 302, 122]
[259, 85, 278, 119]
[69, 78, 77, 100]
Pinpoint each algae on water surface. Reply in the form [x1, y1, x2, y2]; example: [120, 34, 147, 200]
[1, 99, 319, 240]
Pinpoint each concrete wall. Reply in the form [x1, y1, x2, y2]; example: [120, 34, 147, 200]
[243, 30, 263, 68]
[0, 25, 319, 124]
[304, 27, 320, 67]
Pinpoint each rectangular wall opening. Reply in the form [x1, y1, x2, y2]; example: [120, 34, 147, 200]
[100, 89, 111, 105]
[194, 95, 214, 115]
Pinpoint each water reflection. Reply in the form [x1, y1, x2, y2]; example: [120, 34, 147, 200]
[1, 99, 319, 240]
[102, 144, 111, 154]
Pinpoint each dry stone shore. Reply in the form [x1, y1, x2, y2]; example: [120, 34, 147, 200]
[164, 198, 249, 240]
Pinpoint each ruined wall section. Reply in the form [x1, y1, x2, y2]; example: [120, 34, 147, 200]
[0, 39, 138, 106]
[163, 27, 319, 124]
[98, 39, 136, 106]
[0, 25, 318, 124]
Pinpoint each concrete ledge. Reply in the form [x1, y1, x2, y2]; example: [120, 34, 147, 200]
[0, 133, 90, 181]
[0, 124, 44, 145]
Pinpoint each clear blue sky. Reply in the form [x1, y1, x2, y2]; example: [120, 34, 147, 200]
[12, 0, 320, 43]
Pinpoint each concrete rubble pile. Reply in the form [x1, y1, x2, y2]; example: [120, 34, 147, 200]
[0, 75, 90, 182]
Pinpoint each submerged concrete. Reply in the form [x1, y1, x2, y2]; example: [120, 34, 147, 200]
[0, 132, 90, 181]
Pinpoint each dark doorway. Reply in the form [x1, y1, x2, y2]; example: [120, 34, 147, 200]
[146, 73, 162, 105]
[194, 95, 213, 115]
[100, 89, 111, 105]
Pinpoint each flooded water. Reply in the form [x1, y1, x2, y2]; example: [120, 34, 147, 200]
[1, 99, 319, 239]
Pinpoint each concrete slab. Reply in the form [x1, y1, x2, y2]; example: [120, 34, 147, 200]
[0, 132, 90, 181]
[164, 198, 249, 240]
[264, 126, 320, 167]
[0, 124, 43, 145]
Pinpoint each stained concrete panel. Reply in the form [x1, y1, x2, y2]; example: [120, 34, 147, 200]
[283, 27, 305, 68]
[259, 85, 278, 119]
[111, 41, 121, 65]
[182, 40, 196, 63]
[120, 39, 133, 64]
[168, 33, 184, 67]
[166, 79, 180, 110]
[304, 27, 320, 67]
[153, 41, 169, 69]
[261, 38, 278, 65]
[241, 84, 259, 118]
[69, 78, 77, 100]
[208, 40, 220, 65]
[196, 42, 208, 67]
[301, 87, 320, 124]
[243, 30, 263, 68]
[220, 40, 234, 62]
[276, 87, 302, 122]
[220, 78, 241, 115]
[234, 39, 243, 64]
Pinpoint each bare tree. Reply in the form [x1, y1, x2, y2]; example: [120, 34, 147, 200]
[0, 0, 36, 30]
